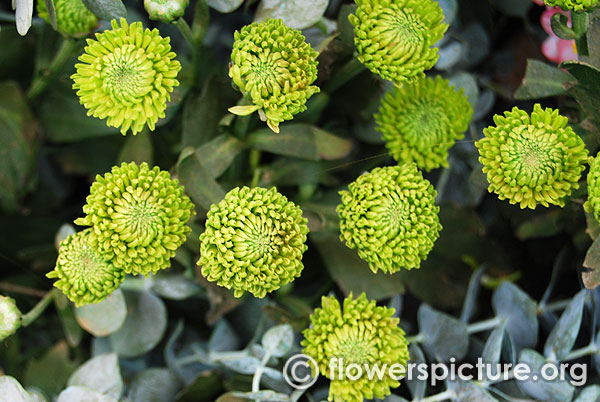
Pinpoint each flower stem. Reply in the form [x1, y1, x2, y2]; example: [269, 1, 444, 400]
[572, 11, 589, 56]
[27, 38, 80, 100]
[251, 350, 272, 396]
[416, 389, 455, 402]
[324, 57, 365, 93]
[174, 18, 196, 50]
[21, 289, 57, 327]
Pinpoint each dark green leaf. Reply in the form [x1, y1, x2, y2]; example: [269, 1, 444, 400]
[583, 236, 600, 289]
[490, 0, 531, 17]
[551, 12, 578, 39]
[561, 60, 600, 92]
[196, 135, 244, 178]
[24, 342, 77, 397]
[117, 133, 153, 165]
[182, 78, 228, 148]
[175, 372, 223, 402]
[514, 59, 576, 99]
[418, 304, 469, 362]
[54, 293, 83, 347]
[492, 282, 538, 351]
[81, 0, 126, 20]
[176, 148, 227, 210]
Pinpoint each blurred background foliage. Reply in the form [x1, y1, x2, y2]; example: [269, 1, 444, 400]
[1, 0, 600, 401]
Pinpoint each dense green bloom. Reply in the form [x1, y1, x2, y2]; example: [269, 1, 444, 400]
[228, 18, 320, 133]
[302, 293, 409, 402]
[198, 186, 309, 298]
[375, 75, 473, 171]
[47, 229, 124, 307]
[144, 0, 189, 23]
[337, 164, 441, 273]
[584, 154, 600, 221]
[541, 0, 599, 11]
[71, 18, 181, 135]
[37, 0, 98, 37]
[349, 0, 447, 86]
[0, 295, 21, 340]
[475, 104, 588, 209]
[75, 162, 195, 276]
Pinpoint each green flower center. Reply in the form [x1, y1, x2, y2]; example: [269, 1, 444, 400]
[331, 325, 377, 366]
[235, 215, 279, 261]
[376, 5, 426, 49]
[403, 100, 448, 148]
[101, 45, 154, 102]
[63, 242, 115, 286]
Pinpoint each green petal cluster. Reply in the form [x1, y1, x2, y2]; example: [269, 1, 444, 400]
[541, 0, 599, 11]
[475, 104, 588, 209]
[198, 186, 309, 298]
[47, 229, 124, 307]
[144, 0, 189, 23]
[584, 154, 600, 221]
[228, 18, 320, 133]
[302, 293, 409, 402]
[0, 295, 21, 340]
[37, 0, 98, 37]
[71, 18, 181, 135]
[375, 75, 473, 171]
[337, 164, 441, 273]
[349, 0, 447, 86]
[75, 162, 195, 276]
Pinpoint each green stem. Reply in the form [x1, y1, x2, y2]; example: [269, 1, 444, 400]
[251, 350, 272, 395]
[173, 18, 196, 49]
[21, 289, 57, 327]
[27, 39, 80, 100]
[572, 11, 589, 56]
[324, 57, 365, 93]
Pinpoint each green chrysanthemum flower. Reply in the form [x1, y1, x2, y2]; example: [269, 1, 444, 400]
[198, 186, 309, 298]
[337, 164, 441, 273]
[228, 18, 320, 133]
[0, 295, 21, 340]
[584, 154, 600, 221]
[47, 229, 124, 307]
[75, 162, 195, 276]
[349, 0, 448, 86]
[475, 104, 588, 209]
[375, 75, 473, 171]
[302, 293, 409, 402]
[37, 0, 98, 37]
[144, 0, 189, 23]
[541, 0, 599, 11]
[71, 18, 181, 135]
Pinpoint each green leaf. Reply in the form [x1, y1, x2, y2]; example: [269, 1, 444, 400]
[418, 304, 469, 362]
[514, 59, 576, 99]
[67, 353, 123, 400]
[24, 341, 77, 397]
[544, 290, 585, 360]
[0, 81, 37, 212]
[311, 233, 405, 300]
[517, 349, 574, 401]
[561, 60, 600, 129]
[561, 60, 600, 92]
[81, 0, 126, 20]
[176, 148, 227, 210]
[551, 12, 579, 40]
[57, 386, 118, 402]
[248, 124, 352, 161]
[175, 371, 223, 402]
[54, 293, 84, 347]
[516, 210, 563, 240]
[261, 324, 294, 357]
[128, 368, 182, 402]
[583, 236, 600, 289]
[108, 290, 168, 358]
[255, 0, 328, 29]
[0, 376, 35, 402]
[75, 289, 127, 336]
[196, 135, 244, 178]
[117, 133, 153, 165]
[182, 78, 229, 148]
[492, 282, 538, 351]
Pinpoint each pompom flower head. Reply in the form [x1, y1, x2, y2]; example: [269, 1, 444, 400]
[541, 0, 599, 11]
[198, 186, 309, 298]
[337, 164, 441, 273]
[584, 154, 600, 221]
[47, 229, 124, 307]
[37, 0, 98, 37]
[375, 75, 473, 171]
[475, 104, 588, 209]
[349, 0, 448, 86]
[75, 162, 195, 276]
[144, 0, 189, 23]
[228, 18, 320, 133]
[71, 18, 181, 135]
[302, 293, 410, 402]
[0, 295, 21, 340]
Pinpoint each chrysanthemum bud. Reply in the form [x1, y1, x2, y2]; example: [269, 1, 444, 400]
[541, 0, 598, 11]
[47, 229, 124, 307]
[144, 0, 189, 23]
[198, 186, 309, 298]
[228, 18, 320, 133]
[37, 0, 98, 37]
[349, 0, 448, 86]
[337, 164, 441, 273]
[71, 18, 181, 135]
[0, 295, 21, 340]
[75, 162, 195, 276]
[584, 154, 600, 221]
[375, 75, 473, 171]
[475, 104, 588, 209]
[302, 293, 409, 402]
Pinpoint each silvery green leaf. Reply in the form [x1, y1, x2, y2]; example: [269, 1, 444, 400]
[482, 325, 504, 366]
[209, 319, 241, 353]
[492, 282, 538, 351]
[544, 290, 586, 360]
[75, 289, 127, 337]
[436, 41, 464, 71]
[255, 0, 328, 30]
[448, 72, 479, 108]
[54, 224, 76, 250]
[437, 0, 457, 25]
[57, 386, 118, 402]
[460, 267, 485, 323]
[575, 385, 600, 401]
[517, 349, 574, 402]
[15, 0, 33, 35]
[206, 0, 244, 13]
[473, 89, 495, 121]
[0, 376, 33, 402]
[81, 0, 126, 20]
[220, 356, 261, 375]
[405, 344, 426, 400]
[418, 304, 469, 362]
[262, 324, 294, 357]
[447, 380, 497, 401]
[151, 272, 203, 300]
[128, 368, 181, 402]
[27, 390, 47, 402]
[67, 353, 123, 399]
[231, 390, 290, 401]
